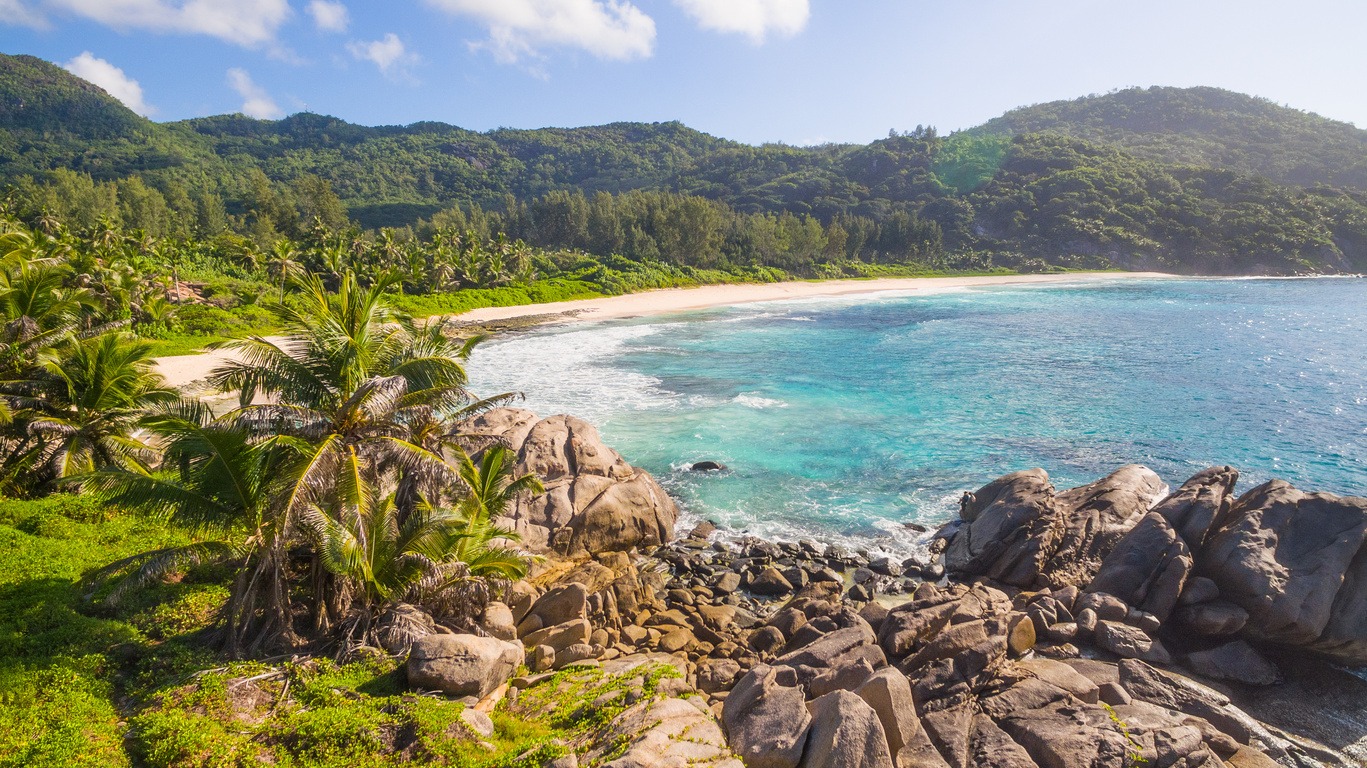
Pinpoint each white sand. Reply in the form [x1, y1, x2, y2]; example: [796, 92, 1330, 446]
[153, 271, 1175, 388]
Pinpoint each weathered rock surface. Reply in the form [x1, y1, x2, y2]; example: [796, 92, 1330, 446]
[406, 634, 524, 698]
[1199, 479, 1367, 664]
[464, 409, 678, 554]
[800, 690, 894, 768]
[943, 466, 1164, 589]
[723, 664, 813, 768]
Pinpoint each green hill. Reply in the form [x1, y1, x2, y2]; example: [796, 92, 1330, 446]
[3, 51, 1367, 275]
[971, 86, 1367, 190]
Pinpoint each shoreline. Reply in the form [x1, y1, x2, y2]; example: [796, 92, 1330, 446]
[151, 270, 1174, 387]
[448, 270, 1177, 325]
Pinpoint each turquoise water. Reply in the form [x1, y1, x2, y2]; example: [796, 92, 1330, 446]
[466, 278, 1367, 554]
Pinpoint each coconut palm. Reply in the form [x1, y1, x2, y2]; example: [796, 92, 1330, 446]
[24, 333, 175, 484]
[449, 444, 540, 579]
[80, 399, 315, 654]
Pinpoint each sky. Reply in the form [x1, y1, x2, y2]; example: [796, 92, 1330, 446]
[2, 0, 1366, 146]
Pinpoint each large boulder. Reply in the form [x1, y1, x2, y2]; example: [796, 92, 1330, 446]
[943, 466, 1164, 590]
[1087, 467, 1239, 621]
[592, 696, 744, 768]
[406, 634, 524, 698]
[1198, 479, 1367, 663]
[1040, 465, 1166, 589]
[800, 690, 895, 768]
[723, 664, 813, 768]
[943, 469, 1059, 588]
[466, 409, 678, 554]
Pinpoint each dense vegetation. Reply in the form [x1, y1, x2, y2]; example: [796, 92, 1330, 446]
[0, 214, 597, 763]
[4, 53, 1367, 274]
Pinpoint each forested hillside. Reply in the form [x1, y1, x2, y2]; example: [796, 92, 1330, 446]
[4, 52, 1367, 275]
[972, 86, 1367, 191]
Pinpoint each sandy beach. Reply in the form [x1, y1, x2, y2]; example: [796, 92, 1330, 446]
[153, 271, 1174, 388]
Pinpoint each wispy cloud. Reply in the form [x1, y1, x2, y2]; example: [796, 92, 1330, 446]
[673, 0, 809, 43]
[63, 52, 155, 116]
[306, 0, 348, 32]
[423, 0, 655, 64]
[347, 32, 419, 79]
[0, 0, 48, 28]
[45, 0, 291, 48]
[226, 67, 282, 118]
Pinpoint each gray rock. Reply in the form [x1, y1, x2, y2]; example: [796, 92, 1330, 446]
[854, 667, 936, 765]
[593, 695, 743, 768]
[524, 619, 592, 653]
[471, 410, 678, 554]
[1199, 479, 1367, 664]
[774, 625, 886, 689]
[406, 634, 524, 698]
[697, 658, 742, 694]
[1087, 512, 1191, 622]
[530, 583, 590, 627]
[1178, 576, 1220, 606]
[1176, 600, 1249, 636]
[800, 690, 894, 768]
[1094, 620, 1170, 664]
[1185, 641, 1279, 686]
[724, 664, 813, 768]
[480, 601, 517, 641]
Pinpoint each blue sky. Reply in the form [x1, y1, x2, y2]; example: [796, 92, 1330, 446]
[3, 0, 1365, 145]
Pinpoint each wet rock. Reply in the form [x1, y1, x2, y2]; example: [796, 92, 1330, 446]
[407, 634, 525, 698]
[691, 461, 728, 472]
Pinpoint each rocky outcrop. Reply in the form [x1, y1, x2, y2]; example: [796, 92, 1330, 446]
[1088, 467, 1238, 622]
[406, 634, 524, 698]
[943, 466, 1164, 589]
[462, 408, 678, 554]
[1199, 479, 1367, 663]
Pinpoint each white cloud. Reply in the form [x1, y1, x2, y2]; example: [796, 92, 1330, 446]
[347, 32, 419, 77]
[0, 0, 48, 28]
[62, 52, 155, 116]
[226, 67, 282, 119]
[672, 0, 809, 42]
[45, 0, 291, 48]
[306, 0, 348, 32]
[423, 0, 655, 63]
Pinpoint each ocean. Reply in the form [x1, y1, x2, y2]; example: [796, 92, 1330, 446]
[465, 277, 1367, 556]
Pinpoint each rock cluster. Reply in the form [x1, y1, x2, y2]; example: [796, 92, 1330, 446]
[399, 414, 1367, 768]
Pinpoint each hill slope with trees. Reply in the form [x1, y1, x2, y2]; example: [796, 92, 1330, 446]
[3, 52, 1367, 275]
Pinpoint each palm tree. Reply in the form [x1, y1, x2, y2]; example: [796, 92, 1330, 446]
[450, 444, 540, 579]
[267, 239, 302, 302]
[25, 333, 175, 484]
[80, 400, 312, 654]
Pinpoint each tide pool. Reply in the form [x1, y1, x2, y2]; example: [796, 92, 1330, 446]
[465, 277, 1367, 555]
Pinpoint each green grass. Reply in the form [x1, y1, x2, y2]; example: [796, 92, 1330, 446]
[0, 493, 686, 767]
[0, 495, 211, 768]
